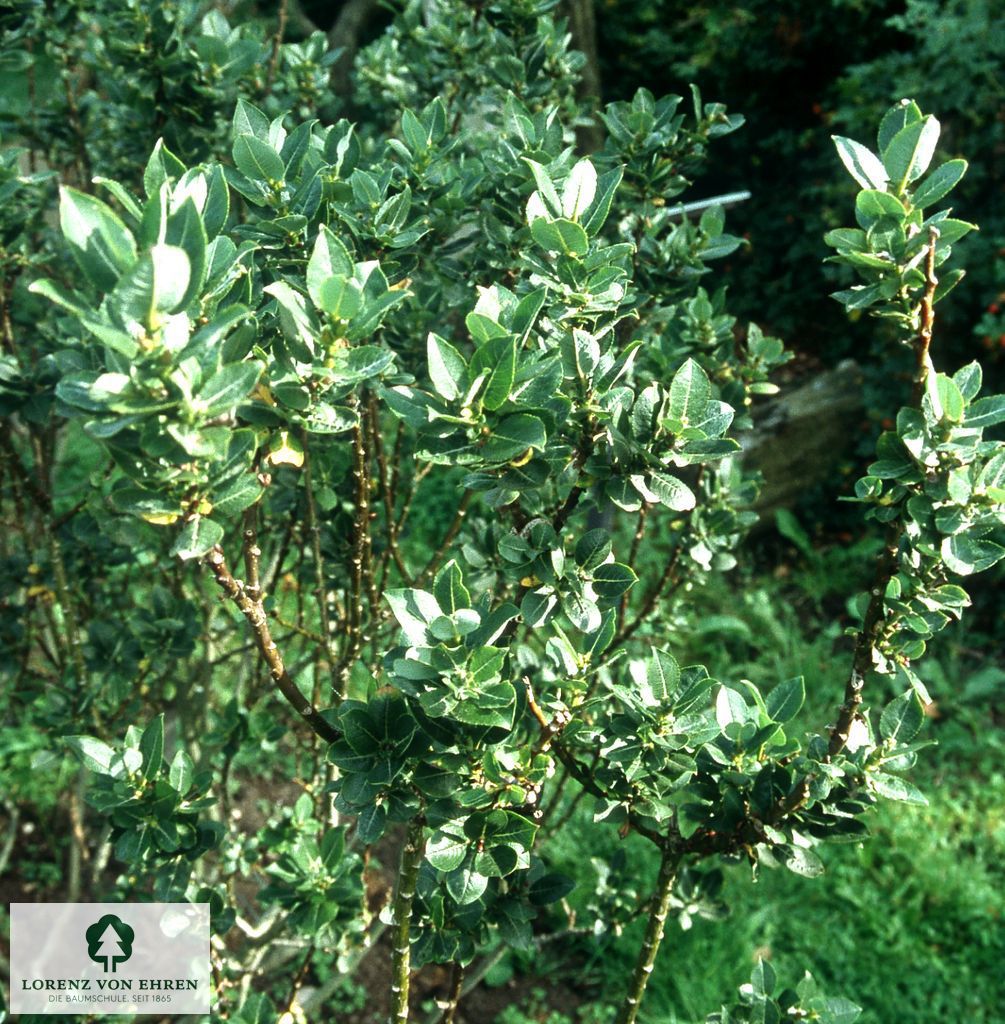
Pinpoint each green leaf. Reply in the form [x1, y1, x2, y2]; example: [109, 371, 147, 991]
[143, 138, 186, 198]
[751, 958, 776, 997]
[562, 159, 597, 221]
[879, 690, 924, 743]
[854, 189, 906, 228]
[66, 736, 116, 774]
[870, 771, 927, 805]
[669, 358, 710, 425]
[523, 159, 562, 216]
[168, 750, 194, 792]
[427, 333, 467, 401]
[832, 136, 889, 190]
[483, 414, 547, 462]
[645, 648, 681, 704]
[264, 281, 318, 362]
[59, 186, 137, 292]
[966, 395, 1005, 428]
[233, 98, 270, 141]
[198, 363, 262, 416]
[591, 562, 637, 600]
[307, 226, 353, 307]
[911, 159, 967, 208]
[28, 278, 90, 317]
[530, 218, 589, 257]
[109, 244, 191, 330]
[942, 535, 1005, 576]
[575, 529, 611, 571]
[165, 198, 207, 310]
[433, 561, 470, 614]
[232, 134, 285, 185]
[563, 591, 601, 633]
[212, 475, 264, 518]
[528, 872, 575, 906]
[765, 676, 804, 724]
[386, 589, 441, 646]
[426, 830, 468, 872]
[646, 472, 696, 512]
[470, 336, 517, 411]
[582, 166, 624, 235]
[877, 99, 923, 153]
[779, 844, 824, 877]
[356, 802, 388, 844]
[883, 115, 940, 190]
[171, 517, 225, 561]
[317, 274, 363, 320]
[139, 715, 165, 780]
[934, 373, 965, 422]
[446, 864, 488, 905]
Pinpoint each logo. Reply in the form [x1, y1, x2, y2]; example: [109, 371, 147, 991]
[11, 903, 210, 1014]
[85, 914, 135, 973]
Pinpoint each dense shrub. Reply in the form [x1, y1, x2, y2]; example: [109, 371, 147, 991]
[1, 3, 1003, 1022]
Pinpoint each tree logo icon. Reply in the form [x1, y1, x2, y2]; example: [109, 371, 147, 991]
[85, 914, 134, 973]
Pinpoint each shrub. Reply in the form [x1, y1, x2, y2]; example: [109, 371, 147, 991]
[1, 3, 1003, 1021]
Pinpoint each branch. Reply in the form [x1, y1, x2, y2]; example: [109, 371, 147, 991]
[327, 0, 381, 98]
[205, 546, 339, 744]
[829, 229, 939, 758]
[266, 0, 289, 93]
[389, 818, 426, 1024]
[613, 841, 683, 1024]
[415, 491, 471, 586]
[524, 679, 664, 847]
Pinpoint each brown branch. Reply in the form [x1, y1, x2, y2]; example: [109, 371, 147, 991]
[338, 404, 371, 695]
[829, 229, 939, 759]
[415, 491, 472, 586]
[370, 395, 410, 585]
[619, 502, 650, 629]
[327, 0, 381, 99]
[436, 962, 465, 1024]
[301, 432, 335, 681]
[524, 678, 664, 847]
[266, 0, 289, 93]
[611, 544, 684, 649]
[206, 545, 339, 743]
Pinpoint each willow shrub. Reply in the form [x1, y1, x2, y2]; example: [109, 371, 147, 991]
[2, 3, 1004, 1022]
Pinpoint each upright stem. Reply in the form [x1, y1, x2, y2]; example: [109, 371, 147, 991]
[266, 0, 288, 92]
[389, 818, 426, 1024]
[301, 433, 334, 678]
[829, 230, 939, 758]
[338, 405, 369, 695]
[437, 962, 465, 1024]
[614, 845, 683, 1024]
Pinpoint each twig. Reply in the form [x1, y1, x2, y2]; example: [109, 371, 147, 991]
[266, 0, 289, 93]
[338, 405, 370, 695]
[523, 679, 664, 847]
[370, 395, 410, 585]
[301, 432, 335, 682]
[619, 503, 650, 629]
[205, 545, 339, 743]
[435, 962, 464, 1024]
[415, 491, 471, 586]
